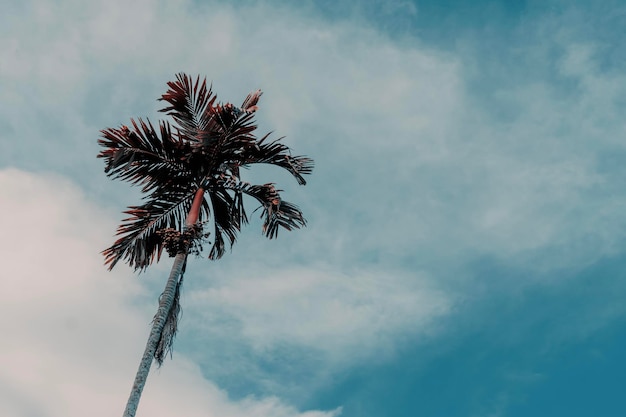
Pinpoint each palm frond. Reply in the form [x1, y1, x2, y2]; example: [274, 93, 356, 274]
[206, 185, 245, 260]
[241, 89, 262, 113]
[199, 91, 262, 152]
[241, 134, 314, 185]
[103, 183, 199, 271]
[208, 111, 258, 158]
[158, 73, 218, 141]
[236, 182, 307, 239]
[98, 118, 192, 192]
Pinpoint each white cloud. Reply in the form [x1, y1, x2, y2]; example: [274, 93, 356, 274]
[0, 168, 339, 417]
[187, 264, 451, 360]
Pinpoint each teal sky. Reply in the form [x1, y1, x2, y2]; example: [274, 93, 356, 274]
[1, 1, 626, 416]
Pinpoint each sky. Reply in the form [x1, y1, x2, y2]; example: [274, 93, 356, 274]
[1, 0, 626, 416]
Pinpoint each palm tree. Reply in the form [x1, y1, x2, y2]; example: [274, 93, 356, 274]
[98, 73, 313, 417]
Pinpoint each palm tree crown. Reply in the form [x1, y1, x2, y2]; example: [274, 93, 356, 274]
[98, 73, 314, 271]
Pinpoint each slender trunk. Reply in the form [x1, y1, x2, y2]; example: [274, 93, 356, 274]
[122, 251, 186, 417]
[122, 188, 205, 417]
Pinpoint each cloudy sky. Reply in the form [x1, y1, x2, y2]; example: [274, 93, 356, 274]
[2, 0, 626, 416]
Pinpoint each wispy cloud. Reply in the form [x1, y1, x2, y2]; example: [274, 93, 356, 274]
[188, 264, 450, 356]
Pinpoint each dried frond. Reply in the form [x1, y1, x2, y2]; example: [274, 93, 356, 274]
[154, 273, 184, 366]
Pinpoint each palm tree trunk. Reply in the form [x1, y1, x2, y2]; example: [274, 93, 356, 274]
[122, 188, 205, 417]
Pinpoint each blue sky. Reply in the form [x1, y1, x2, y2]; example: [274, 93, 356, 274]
[1, 1, 626, 416]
